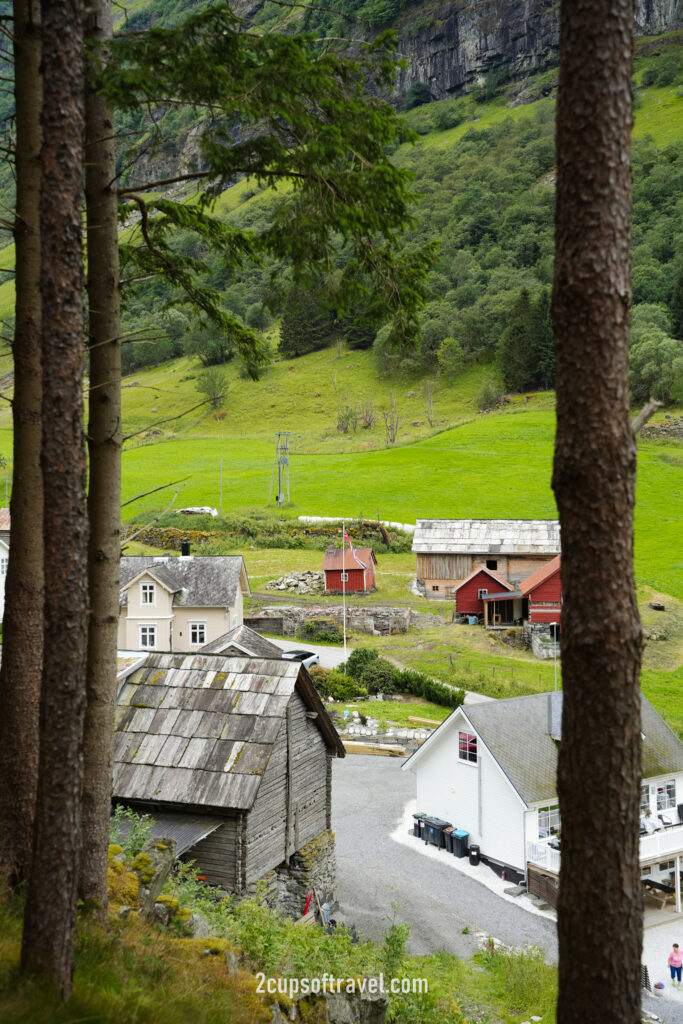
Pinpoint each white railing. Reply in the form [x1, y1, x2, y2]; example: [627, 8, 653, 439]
[526, 840, 561, 874]
[640, 824, 683, 862]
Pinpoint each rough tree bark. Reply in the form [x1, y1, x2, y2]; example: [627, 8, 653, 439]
[20, 0, 88, 998]
[79, 0, 121, 919]
[552, 2, 642, 1022]
[0, 0, 43, 884]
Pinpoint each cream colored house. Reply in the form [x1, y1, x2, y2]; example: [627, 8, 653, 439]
[118, 554, 250, 653]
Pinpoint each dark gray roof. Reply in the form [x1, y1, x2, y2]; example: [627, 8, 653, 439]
[465, 692, 683, 804]
[113, 652, 344, 813]
[200, 624, 282, 659]
[412, 519, 561, 556]
[119, 555, 249, 608]
[111, 809, 224, 855]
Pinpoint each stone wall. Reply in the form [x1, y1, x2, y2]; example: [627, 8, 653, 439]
[247, 603, 447, 637]
[275, 829, 337, 919]
[530, 630, 560, 661]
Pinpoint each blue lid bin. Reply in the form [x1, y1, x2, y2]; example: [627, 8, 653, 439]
[453, 829, 470, 858]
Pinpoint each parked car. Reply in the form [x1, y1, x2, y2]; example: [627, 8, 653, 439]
[281, 649, 320, 669]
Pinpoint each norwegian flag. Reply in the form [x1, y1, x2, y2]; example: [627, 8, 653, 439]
[343, 529, 367, 569]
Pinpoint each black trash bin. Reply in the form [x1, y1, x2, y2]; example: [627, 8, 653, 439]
[469, 843, 480, 866]
[412, 812, 427, 838]
[452, 829, 470, 858]
[443, 826, 456, 853]
[423, 816, 452, 849]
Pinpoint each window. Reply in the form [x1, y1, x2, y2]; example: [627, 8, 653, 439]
[640, 784, 650, 815]
[139, 624, 156, 649]
[458, 731, 477, 764]
[657, 781, 676, 811]
[478, 588, 488, 599]
[140, 582, 156, 605]
[190, 622, 206, 645]
[486, 560, 497, 570]
[660, 860, 675, 872]
[432, 585, 439, 592]
[538, 804, 561, 838]
[0, 556, 7, 576]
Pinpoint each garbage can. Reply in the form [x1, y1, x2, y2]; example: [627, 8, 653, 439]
[469, 843, 481, 866]
[412, 812, 427, 838]
[452, 829, 469, 858]
[423, 816, 452, 849]
[443, 826, 456, 853]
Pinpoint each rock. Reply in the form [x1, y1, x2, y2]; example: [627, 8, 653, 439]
[649, 601, 665, 611]
[118, 905, 135, 920]
[225, 946, 240, 976]
[153, 901, 171, 926]
[188, 912, 211, 939]
[132, 836, 178, 917]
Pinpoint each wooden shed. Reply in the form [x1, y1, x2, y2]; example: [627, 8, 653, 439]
[519, 555, 562, 624]
[113, 652, 345, 891]
[413, 519, 561, 600]
[322, 545, 377, 594]
[454, 565, 515, 617]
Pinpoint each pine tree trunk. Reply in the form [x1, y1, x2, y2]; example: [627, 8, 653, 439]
[79, 0, 121, 920]
[0, 0, 43, 884]
[552, 2, 642, 1022]
[21, 0, 87, 998]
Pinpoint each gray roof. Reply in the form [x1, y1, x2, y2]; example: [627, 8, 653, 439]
[111, 809, 224, 855]
[113, 652, 344, 813]
[119, 555, 249, 608]
[465, 692, 683, 804]
[412, 519, 561, 556]
[200, 624, 283, 659]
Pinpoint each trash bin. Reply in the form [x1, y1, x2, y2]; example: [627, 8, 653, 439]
[423, 816, 452, 849]
[469, 843, 481, 866]
[412, 812, 427, 838]
[452, 829, 469, 858]
[468, 615, 478, 625]
[443, 826, 456, 853]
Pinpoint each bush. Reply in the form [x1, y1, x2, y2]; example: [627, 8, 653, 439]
[196, 366, 228, 409]
[402, 81, 432, 111]
[360, 657, 399, 695]
[395, 669, 465, 709]
[343, 647, 379, 681]
[309, 666, 366, 702]
[476, 374, 504, 411]
[109, 804, 153, 858]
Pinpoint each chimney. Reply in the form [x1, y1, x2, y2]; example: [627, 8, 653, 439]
[181, 539, 190, 557]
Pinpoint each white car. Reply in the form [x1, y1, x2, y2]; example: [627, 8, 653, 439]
[281, 649, 320, 669]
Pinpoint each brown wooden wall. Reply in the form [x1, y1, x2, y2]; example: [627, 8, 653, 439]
[418, 553, 555, 587]
[526, 863, 560, 909]
[182, 813, 240, 888]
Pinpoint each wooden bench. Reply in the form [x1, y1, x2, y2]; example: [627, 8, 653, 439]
[642, 878, 676, 908]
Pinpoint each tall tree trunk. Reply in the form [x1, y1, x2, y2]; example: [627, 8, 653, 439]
[552, 2, 642, 1022]
[21, 0, 87, 998]
[0, 0, 43, 884]
[80, 0, 121, 919]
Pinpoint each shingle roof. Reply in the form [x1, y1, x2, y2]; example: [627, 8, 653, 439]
[322, 546, 376, 571]
[113, 652, 344, 812]
[519, 555, 562, 596]
[412, 519, 561, 555]
[200, 624, 283, 659]
[406, 692, 683, 806]
[0, 508, 10, 531]
[119, 556, 249, 608]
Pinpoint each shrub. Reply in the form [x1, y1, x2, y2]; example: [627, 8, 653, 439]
[476, 374, 504, 411]
[196, 366, 228, 409]
[309, 667, 366, 702]
[395, 669, 465, 709]
[402, 81, 432, 111]
[360, 657, 399, 695]
[110, 804, 154, 858]
[343, 646, 379, 681]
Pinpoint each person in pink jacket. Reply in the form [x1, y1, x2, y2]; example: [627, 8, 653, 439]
[668, 943, 683, 987]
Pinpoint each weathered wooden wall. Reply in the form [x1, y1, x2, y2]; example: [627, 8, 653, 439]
[182, 812, 239, 888]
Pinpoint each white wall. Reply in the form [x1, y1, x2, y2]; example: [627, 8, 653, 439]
[0, 540, 8, 621]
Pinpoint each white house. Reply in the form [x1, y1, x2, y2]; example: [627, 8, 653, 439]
[118, 554, 250, 653]
[403, 692, 683, 909]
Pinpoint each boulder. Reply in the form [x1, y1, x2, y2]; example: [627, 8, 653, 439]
[131, 836, 178, 917]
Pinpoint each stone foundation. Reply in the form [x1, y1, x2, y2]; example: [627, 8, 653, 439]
[275, 829, 337, 919]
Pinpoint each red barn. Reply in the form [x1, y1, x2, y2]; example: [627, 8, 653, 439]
[322, 545, 377, 594]
[454, 565, 515, 616]
[519, 555, 562, 624]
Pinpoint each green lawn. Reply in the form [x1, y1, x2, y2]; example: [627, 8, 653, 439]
[337, 698, 452, 730]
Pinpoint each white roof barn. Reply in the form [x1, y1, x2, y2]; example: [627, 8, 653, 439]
[412, 519, 561, 555]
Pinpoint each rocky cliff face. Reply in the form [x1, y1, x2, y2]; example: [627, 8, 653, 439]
[392, 0, 683, 99]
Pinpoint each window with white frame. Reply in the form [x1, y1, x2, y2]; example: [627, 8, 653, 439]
[640, 784, 650, 815]
[458, 731, 477, 764]
[660, 860, 676, 872]
[538, 804, 561, 838]
[478, 588, 488, 599]
[190, 622, 206, 646]
[657, 780, 676, 811]
[139, 624, 156, 648]
[140, 582, 156, 605]
[0, 556, 7, 576]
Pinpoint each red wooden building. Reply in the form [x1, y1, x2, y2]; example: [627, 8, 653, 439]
[322, 545, 377, 594]
[454, 565, 515, 617]
[519, 555, 562, 624]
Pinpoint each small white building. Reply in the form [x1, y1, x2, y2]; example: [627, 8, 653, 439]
[118, 554, 250, 653]
[0, 507, 10, 621]
[403, 692, 683, 908]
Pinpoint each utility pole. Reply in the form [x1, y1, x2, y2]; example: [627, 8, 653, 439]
[268, 432, 291, 507]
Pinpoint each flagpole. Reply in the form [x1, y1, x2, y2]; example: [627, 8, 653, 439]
[342, 519, 347, 658]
